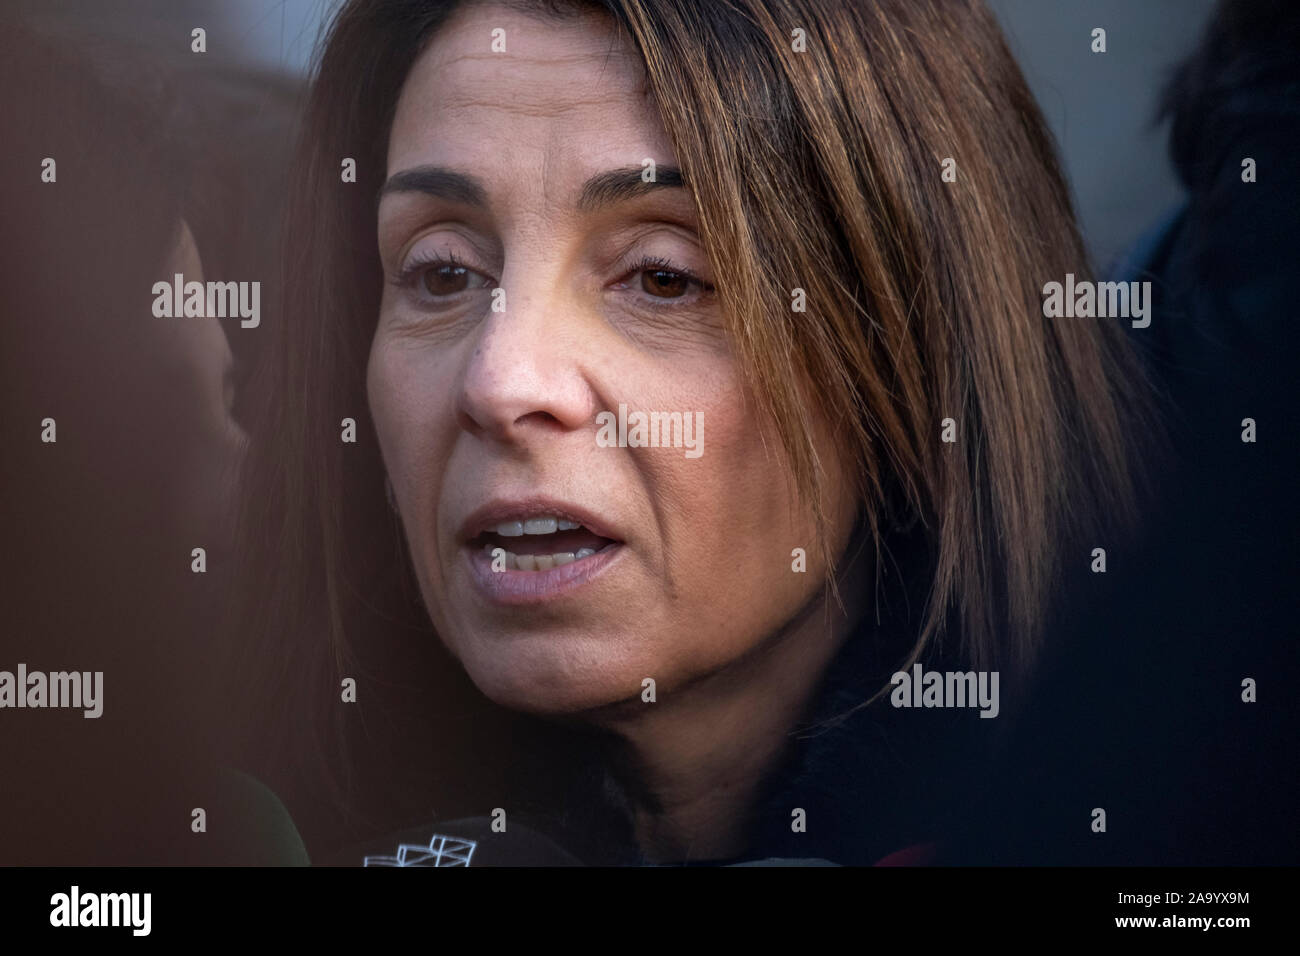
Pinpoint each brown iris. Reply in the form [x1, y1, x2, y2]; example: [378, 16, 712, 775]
[641, 269, 690, 298]
[423, 264, 471, 296]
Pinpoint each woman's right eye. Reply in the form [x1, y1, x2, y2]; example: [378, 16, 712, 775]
[419, 263, 483, 296]
[394, 251, 493, 303]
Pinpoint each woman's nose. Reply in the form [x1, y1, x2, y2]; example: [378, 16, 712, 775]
[454, 280, 594, 445]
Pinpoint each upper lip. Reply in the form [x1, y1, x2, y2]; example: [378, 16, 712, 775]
[457, 496, 624, 544]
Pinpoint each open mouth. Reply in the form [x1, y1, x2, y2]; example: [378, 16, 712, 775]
[469, 515, 619, 572]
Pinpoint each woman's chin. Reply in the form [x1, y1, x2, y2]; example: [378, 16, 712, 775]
[456, 643, 654, 717]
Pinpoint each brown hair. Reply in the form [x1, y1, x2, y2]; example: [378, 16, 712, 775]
[233, 0, 1152, 847]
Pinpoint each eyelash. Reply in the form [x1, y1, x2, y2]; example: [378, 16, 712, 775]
[390, 252, 714, 301]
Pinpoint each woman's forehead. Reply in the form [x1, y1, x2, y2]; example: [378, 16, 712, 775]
[387, 6, 672, 212]
[393, 8, 653, 136]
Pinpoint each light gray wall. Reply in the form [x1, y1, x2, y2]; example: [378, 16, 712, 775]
[988, 0, 1215, 264]
[163, 0, 1221, 264]
[205, 0, 338, 74]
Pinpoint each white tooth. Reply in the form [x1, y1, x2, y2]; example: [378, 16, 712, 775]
[507, 551, 519, 570]
[575, 547, 596, 559]
[524, 517, 558, 535]
[496, 521, 524, 537]
[533, 554, 555, 571]
[515, 554, 537, 571]
[557, 519, 580, 531]
[552, 552, 576, 566]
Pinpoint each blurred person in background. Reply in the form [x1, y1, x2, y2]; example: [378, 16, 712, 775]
[0, 9, 302, 863]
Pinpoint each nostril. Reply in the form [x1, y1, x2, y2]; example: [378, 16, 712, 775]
[512, 409, 565, 430]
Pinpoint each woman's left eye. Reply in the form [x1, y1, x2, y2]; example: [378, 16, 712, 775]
[622, 259, 713, 302]
[640, 268, 693, 298]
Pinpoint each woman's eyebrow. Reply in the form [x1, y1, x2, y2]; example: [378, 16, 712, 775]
[576, 165, 685, 212]
[378, 166, 487, 209]
[378, 164, 686, 212]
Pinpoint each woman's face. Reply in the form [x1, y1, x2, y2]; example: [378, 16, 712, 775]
[369, 3, 855, 714]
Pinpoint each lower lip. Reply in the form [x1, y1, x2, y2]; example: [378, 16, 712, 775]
[463, 543, 624, 605]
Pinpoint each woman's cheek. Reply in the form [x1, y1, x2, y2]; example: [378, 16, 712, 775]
[370, 335, 442, 454]
[368, 340, 438, 546]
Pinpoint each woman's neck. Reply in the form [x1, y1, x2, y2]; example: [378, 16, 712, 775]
[591, 539, 873, 863]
